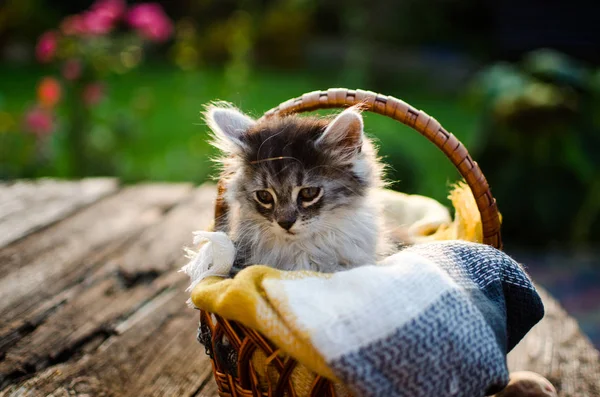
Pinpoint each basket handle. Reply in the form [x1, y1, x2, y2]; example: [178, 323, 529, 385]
[215, 88, 502, 249]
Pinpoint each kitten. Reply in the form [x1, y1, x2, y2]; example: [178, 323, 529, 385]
[205, 102, 391, 274]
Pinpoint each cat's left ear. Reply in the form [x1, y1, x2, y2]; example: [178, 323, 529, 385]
[316, 106, 364, 150]
[204, 102, 256, 153]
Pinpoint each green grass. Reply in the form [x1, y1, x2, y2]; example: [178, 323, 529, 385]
[0, 64, 480, 205]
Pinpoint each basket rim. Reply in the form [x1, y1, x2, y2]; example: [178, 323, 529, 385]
[215, 88, 502, 249]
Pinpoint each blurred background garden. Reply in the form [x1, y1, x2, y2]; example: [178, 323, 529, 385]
[1, 0, 599, 345]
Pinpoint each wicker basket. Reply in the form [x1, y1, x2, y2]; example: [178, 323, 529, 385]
[199, 88, 502, 397]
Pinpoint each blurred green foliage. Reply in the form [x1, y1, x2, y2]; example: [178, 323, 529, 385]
[0, 64, 478, 207]
[469, 49, 600, 246]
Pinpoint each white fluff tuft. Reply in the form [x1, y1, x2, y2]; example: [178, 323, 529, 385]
[179, 231, 236, 297]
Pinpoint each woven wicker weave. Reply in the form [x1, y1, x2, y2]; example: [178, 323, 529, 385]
[200, 88, 502, 397]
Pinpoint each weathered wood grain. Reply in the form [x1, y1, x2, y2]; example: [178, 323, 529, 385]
[0, 182, 191, 278]
[0, 183, 193, 354]
[114, 184, 217, 275]
[0, 283, 213, 397]
[0, 272, 174, 386]
[0, 183, 219, 396]
[508, 288, 600, 397]
[0, 178, 118, 248]
[194, 376, 219, 397]
[0, 185, 217, 389]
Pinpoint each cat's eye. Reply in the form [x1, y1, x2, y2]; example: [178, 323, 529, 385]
[255, 190, 274, 206]
[299, 187, 321, 202]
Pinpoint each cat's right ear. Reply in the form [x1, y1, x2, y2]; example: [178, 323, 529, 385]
[204, 103, 255, 153]
[316, 106, 364, 151]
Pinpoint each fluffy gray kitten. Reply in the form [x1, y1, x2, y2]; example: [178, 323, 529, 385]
[206, 103, 390, 274]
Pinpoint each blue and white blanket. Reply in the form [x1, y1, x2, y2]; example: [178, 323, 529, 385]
[187, 239, 545, 397]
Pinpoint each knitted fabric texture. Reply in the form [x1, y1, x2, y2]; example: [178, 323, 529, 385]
[189, 240, 544, 397]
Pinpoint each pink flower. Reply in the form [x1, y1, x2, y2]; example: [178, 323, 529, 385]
[82, 82, 105, 106]
[60, 0, 125, 37]
[35, 31, 58, 63]
[61, 11, 112, 36]
[62, 59, 83, 81]
[126, 3, 173, 42]
[81, 9, 114, 35]
[91, 0, 126, 22]
[61, 15, 86, 36]
[23, 106, 54, 137]
[37, 77, 62, 108]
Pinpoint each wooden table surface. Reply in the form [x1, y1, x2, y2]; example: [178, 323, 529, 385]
[0, 179, 598, 397]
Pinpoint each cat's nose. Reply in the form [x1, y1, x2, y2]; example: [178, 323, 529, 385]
[277, 218, 296, 231]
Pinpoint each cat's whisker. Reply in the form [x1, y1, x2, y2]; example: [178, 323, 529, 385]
[280, 141, 294, 154]
[249, 156, 303, 165]
[321, 177, 364, 198]
[307, 164, 362, 183]
[256, 128, 288, 162]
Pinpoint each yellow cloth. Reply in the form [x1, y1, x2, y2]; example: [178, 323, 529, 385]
[192, 266, 337, 379]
